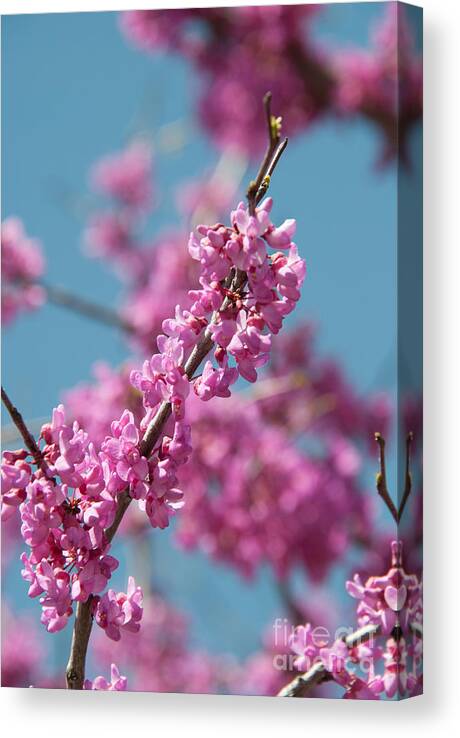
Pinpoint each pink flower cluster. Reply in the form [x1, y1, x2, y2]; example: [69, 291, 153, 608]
[175, 394, 370, 581]
[94, 593, 226, 694]
[90, 140, 153, 212]
[120, 233, 200, 350]
[127, 197, 304, 462]
[1, 217, 46, 324]
[84, 140, 155, 276]
[84, 663, 127, 691]
[94, 576, 143, 641]
[2, 193, 305, 650]
[62, 321, 390, 585]
[255, 322, 391, 453]
[333, 3, 423, 164]
[120, 6, 324, 156]
[2, 405, 149, 635]
[119, 5, 422, 164]
[1, 605, 44, 688]
[64, 362, 142, 448]
[289, 541, 423, 699]
[346, 540, 423, 637]
[185, 197, 305, 385]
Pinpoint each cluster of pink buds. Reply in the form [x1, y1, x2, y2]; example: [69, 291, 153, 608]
[287, 541, 423, 699]
[1, 217, 46, 324]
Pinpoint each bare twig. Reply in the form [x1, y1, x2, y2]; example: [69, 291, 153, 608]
[277, 660, 327, 698]
[42, 281, 134, 332]
[398, 432, 414, 521]
[277, 579, 306, 625]
[246, 92, 288, 215]
[277, 624, 380, 698]
[374, 432, 415, 523]
[66, 92, 289, 690]
[1, 386, 50, 477]
[374, 432, 399, 523]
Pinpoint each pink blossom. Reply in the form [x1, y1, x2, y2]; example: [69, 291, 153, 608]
[71, 555, 119, 602]
[119, 6, 421, 166]
[1, 217, 45, 324]
[84, 663, 128, 691]
[84, 211, 133, 260]
[286, 542, 422, 699]
[90, 140, 153, 211]
[1, 605, 44, 687]
[94, 576, 143, 641]
[35, 559, 73, 633]
[1, 455, 31, 521]
[93, 593, 220, 694]
[4, 189, 305, 643]
[289, 624, 320, 673]
[333, 4, 422, 164]
[100, 410, 149, 497]
[346, 541, 422, 635]
[319, 639, 350, 685]
[193, 360, 238, 401]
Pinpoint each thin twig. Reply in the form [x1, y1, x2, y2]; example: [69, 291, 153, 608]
[1, 386, 50, 477]
[42, 281, 134, 332]
[277, 624, 380, 698]
[398, 432, 414, 521]
[66, 92, 289, 690]
[374, 432, 399, 523]
[374, 432, 415, 524]
[247, 92, 288, 215]
[277, 579, 306, 625]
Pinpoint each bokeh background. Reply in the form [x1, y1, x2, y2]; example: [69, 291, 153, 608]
[1, 3, 422, 692]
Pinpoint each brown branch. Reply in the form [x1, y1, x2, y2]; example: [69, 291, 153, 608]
[277, 624, 380, 698]
[66, 240, 245, 694]
[247, 92, 288, 215]
[277, 579, 306, 625]
[374, 432, 415, 524]
[66, 93, 288, 690]
[277, 660, 327, 698]
[65, 600, 94, 690]
[42, 281, 134, 333]
[374, 432, 399, 523]
[1, 386, 50, 477]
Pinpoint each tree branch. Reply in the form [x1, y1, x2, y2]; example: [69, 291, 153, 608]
[247, 92, 288, 215]
[1, 386, 50, 477]
[374, 432, 399, 523]
[66, 92, 289, 690]
[42, 281, 134, 332]
[374, 432, 415, 524]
